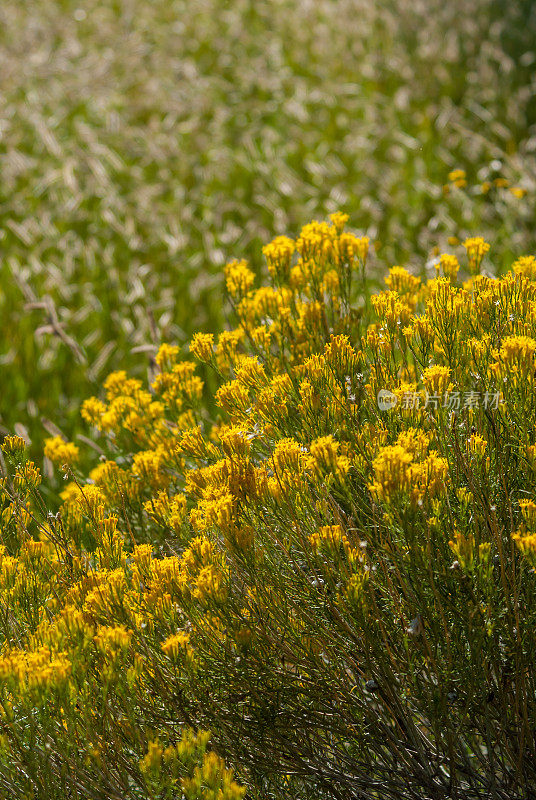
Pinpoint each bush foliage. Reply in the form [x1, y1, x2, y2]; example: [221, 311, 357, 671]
[1, 215, 536, 798]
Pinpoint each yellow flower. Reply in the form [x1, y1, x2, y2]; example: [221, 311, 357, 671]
[13, 461, 42, 491]
[273, 438, 304, 474]
[512, 531, 536, 568]
[194, 565, 228, 605]
[1, 435, 26, 458]
[144, 491, 187, 534]
[369, 445, 413, 501]
[132, 448, 169, 491]
[497, 335, 536, 375]
[251, 324, 272, 350]
[448, 168, 466, 184]
[194, 491, 235, 534]
[371, 290, 412, 328]
[422, 365, 451, 396]
[155, 343, 180, 371]
[224, 259, 255, 298]
[310, 524, 349, 556]
[467, 434, 487, 458]
[384, 266, 421, 298]
[94, 625, 132, 656]
[190, 333, 214, 362]
[310, 435, 339, 471]
[329, 211, 349, 233]
[436, 254, 460, 281]
[44, 436, 79, 467]
[324, 335, 357, 374]
[409, 453, 449, 503]
[463, 237, 490, 274]
[338, 232, 370, 265]
[161, 631, 193, 661]
[262, 235, 295, 281]
[20, 540, 44, 561]
[396, 429, 430, 459]
[0, 647, 72, 691]
[234, 356, 267, 390]
[512, 256, 536, 281]
[140, 740, 163, 776]
[132, 543, 154, 569]
[296, 220, 335, 262]
[215, 380, 250, 416]
[61, 483, 106, 524]
[449, 531, 475, 572]
[104, 370, 133, 400]
[81, 397, 107, 428]
[216, 329, 244, 372]
[519, 499, 536, 529]
[219, 426, 250, 458]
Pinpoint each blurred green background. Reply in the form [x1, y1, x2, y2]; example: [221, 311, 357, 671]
[0, 0, 535, 459]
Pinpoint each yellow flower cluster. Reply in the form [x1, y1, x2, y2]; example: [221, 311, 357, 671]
[448, 168, 467, 188]
[144, 490, 187, 535]
[1, 435, 27, 457]
[44, 436, 80, 467]
[224, 259, 255, 298]
[161, 631, 193, 662]
[436, 253, 460, 281]
[0, 646, 71, 691]
[3, 215, 536, 799]
[463, 236, 490, 274]
[263, 235, 295, 282]
[190, 332, 214, 362]
[93, 624, 132, 657]
[513, 255, 536, 280]
[140, 728, 245, 800]
[369, 433, 448, 508]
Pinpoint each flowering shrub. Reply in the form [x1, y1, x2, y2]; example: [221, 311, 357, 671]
[2, 214, 536, 798]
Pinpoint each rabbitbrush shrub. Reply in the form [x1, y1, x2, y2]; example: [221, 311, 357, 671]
[2, 214, 536, 799]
